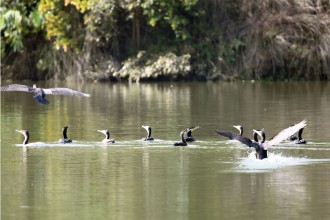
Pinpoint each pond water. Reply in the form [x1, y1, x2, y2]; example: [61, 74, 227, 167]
[1, 81, 330, 220]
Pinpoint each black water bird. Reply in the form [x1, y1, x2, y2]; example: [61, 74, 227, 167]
[142, 125, 154, 141]
[293, 128, 307, 144]
[215, 125, 244, 140]
[287, 125, 307, 144]
[59, 126, 72, 143]
[185, 126, 200, 142]
[174, 130, 188, 146]
[0, 84, 91, 104]
[98, 130, 115, 143]
[16, 130, 43, 148]
[215, 120, 307, 159]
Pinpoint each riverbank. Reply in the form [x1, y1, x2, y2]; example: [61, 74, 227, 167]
[2, 1, 330, 81]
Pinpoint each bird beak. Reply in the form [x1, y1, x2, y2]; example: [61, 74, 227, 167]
[190, 126, 200, 131]
[16, 130, 24, 134]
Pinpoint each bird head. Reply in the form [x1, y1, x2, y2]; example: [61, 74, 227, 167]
[97, 130, 109, 135]
[16, 129, 28, 135]
[233, 125, 242, 131]
[142, 125, 151, 132]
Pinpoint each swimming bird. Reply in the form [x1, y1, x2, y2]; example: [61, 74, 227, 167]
[215, 125, 244, 140]
[0, 84, 91, 104]
[174, 129, 188, 146]
[97, 130, 115, 143]
[16, 130, 43, 148]
[293, 128, 307, 144]
[142, 125, 154, 141]
[185, 126, 200, 142]
[59, 126, 72, 143]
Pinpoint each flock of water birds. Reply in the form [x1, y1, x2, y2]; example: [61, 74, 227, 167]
[1, 83, 307, 160]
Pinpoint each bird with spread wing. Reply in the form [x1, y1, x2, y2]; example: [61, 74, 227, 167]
[216, 120, 307, 159]
[1, 84, 91, 104]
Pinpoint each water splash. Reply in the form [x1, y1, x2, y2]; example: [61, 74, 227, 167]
[235, 152, 330, 173]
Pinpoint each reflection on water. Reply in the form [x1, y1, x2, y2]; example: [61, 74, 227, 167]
[1, 81, 330, 220]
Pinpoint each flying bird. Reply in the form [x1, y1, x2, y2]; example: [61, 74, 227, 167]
[0, 84, 91, 104]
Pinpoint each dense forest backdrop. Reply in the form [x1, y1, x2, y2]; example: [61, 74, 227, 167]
[1, 0, 330, 81]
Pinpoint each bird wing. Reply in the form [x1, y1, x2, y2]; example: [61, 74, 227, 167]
[264, 120, 307, 149]
[215, 130, 256, 148]
[215, 130, 237, 139]
[43, 88, 91, 97]
[233, 135, 255, 148]
[0, 84, 35, 93]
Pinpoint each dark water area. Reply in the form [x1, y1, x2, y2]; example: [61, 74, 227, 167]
[1, 81, 330, 220]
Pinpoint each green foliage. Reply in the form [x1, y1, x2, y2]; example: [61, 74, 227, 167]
[1, 9, 23, 52]
[38, 0, 91, 52]
[2, 0, 330, 80]
[1, 2, 44, 57]
[220, 39, 244, 63]
[139, 0, 199, 40]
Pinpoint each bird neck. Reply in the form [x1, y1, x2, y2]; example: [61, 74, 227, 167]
[298, 128, 304, 140]
[253, 132, 258, 142]
[260, 132, 266, 143]
[240, 127, 243, 136]
[106, 131, 110, 139]
[62, 127, 68, 139]
[181, 132, 187, 144]
[187, 130, 192, 137]
[23, 132, 29, 145]
[147, 128, 152, 138]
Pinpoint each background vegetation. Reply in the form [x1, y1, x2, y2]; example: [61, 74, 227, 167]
[1, 0, 330, 81]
